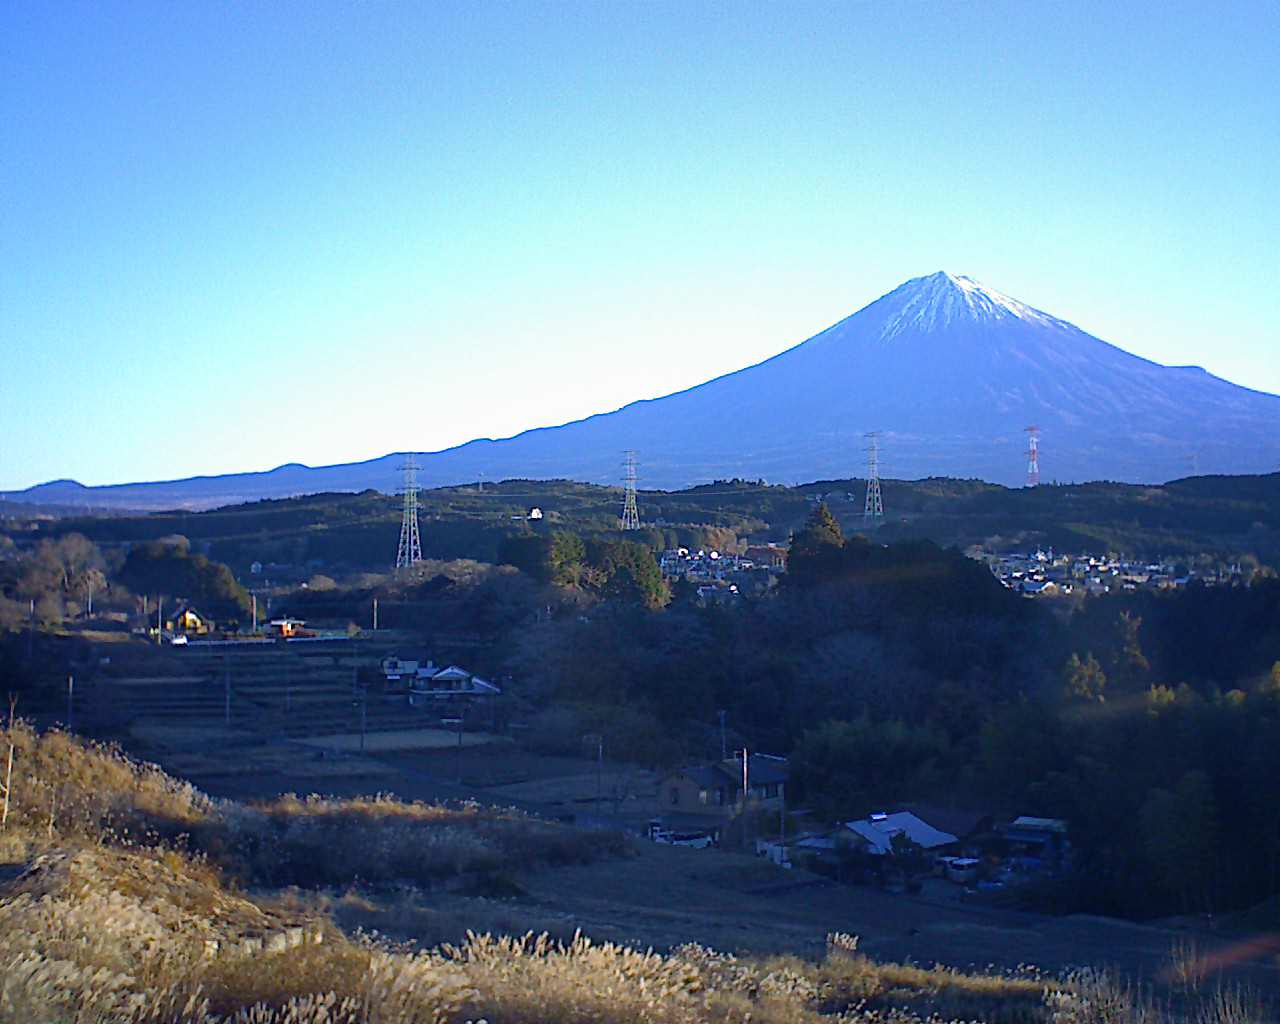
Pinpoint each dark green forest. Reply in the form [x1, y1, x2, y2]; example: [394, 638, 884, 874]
[5, 472, 1278, 575]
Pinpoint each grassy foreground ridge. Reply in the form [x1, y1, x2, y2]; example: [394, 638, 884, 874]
[0, 719, 1269, 1023]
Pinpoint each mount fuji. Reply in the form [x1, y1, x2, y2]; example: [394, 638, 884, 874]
[8, 272, 1280, 510]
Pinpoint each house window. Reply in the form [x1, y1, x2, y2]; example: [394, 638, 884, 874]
[699, 789, 708, 805]
[669, 787, 680, 806]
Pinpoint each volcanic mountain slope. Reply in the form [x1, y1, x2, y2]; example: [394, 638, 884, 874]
[9, 272, 1279, 509]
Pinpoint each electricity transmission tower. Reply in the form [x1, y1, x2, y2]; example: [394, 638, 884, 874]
[620, 450, 640, 530]
[1025, 426, 1041, 487]
[863, 432, 884, 527]
[396, 454, 423, 569]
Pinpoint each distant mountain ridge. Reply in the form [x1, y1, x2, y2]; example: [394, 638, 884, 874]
[7, 272, 1279, 511]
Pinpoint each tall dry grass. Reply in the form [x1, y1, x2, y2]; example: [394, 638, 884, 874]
[1, 718, 1274, 1024]
[219, 792, 627, 889]
[0, 717, 623, 889]
[0, 719, 213, 852]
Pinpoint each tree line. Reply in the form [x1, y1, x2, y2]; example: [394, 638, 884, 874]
[0, 533, 251, 632]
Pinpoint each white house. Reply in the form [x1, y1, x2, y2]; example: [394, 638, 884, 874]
[410, 664, 501, 699]
[844, 811, 957, 856]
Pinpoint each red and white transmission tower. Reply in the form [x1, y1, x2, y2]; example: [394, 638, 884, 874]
[1025, 426, 1041, 487]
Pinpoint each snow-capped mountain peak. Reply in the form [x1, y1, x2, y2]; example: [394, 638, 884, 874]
[878, 271, 1059, 340]
[6, 270, 1277, 509]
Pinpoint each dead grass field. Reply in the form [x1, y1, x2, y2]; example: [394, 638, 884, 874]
[160, 747, 396, 780]
[111, 675, 207, 687]
[295, 728, 509, 752]
[2, 717, 1277, 1023]
[495, 841, 1280, 991]
[130, 723, 246, 746]
[486, 767, 658, 804]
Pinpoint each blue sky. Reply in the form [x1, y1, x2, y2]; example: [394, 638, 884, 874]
[3, 1, 1277, 489]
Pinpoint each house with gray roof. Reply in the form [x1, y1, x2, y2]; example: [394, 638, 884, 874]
[658, 753, 788, 818]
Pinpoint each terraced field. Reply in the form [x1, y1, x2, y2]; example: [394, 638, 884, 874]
[87, 642, 504, 781]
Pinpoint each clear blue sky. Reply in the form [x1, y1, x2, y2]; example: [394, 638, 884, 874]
[3, 1, 1277, 490]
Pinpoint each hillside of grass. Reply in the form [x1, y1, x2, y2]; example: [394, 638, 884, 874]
[1, 717, 1272, 1023]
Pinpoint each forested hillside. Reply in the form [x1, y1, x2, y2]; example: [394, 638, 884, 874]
[4, 472, 1278, 575]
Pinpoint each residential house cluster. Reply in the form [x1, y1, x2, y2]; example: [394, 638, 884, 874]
[637, 751, 1075, 897]
[774, 808, 1069, 890]
[659, 544, 787, 604]
[980, 548, 1242, 598]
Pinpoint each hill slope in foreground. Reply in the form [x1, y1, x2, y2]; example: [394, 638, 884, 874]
[1, 718, 1276, 1022]
[7, 272, 1279, 511]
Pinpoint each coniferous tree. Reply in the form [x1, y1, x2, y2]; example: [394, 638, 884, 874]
[787, 503, 845, 585]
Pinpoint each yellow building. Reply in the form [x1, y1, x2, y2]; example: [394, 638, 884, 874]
[165, 605, 212, 635]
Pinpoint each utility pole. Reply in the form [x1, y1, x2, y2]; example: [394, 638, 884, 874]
[584, 733, 603, 809]
[457, 713, 464, 782]
[356, 689, 367, 752]
[443, 715, 465, 783]
[372, 597, 378, 632]
[1, 721, 13, 829]
[251, 593, 258, 634]
[66, 675, 74, 732]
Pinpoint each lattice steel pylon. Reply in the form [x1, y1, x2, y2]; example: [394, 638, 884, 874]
[863, 432, 884, 527]
[396, 454, 423, 569]
[1025, 426, 1041, 487]
[620, 450, 640, 531]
